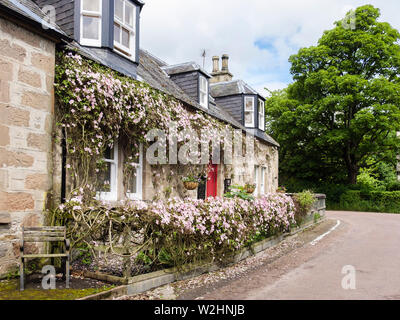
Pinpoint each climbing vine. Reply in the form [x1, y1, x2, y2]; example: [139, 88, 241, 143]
[54, 50, 238, 200]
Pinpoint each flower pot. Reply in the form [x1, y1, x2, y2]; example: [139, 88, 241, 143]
[183, 181, 199, 190]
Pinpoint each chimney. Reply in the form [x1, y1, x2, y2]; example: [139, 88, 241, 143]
[210, 53, 233, 84]
[212, 56, 220, 73]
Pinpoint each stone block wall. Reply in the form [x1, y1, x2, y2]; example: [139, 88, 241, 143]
[0, 17, 56, 275]
[140, 138, 279, 201]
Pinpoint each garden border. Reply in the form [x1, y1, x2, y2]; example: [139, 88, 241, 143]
[79, 214, 326, 300]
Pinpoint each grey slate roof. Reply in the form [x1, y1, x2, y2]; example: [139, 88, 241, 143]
[211, 79, 263, 98]
[246, 129, 279, 148]
[0, 0, 66, 36]
[138, 49, 247, 130]
[59, 43, 278, 147]
[65, 42, 139, 80]
[138, 50, 278, 147]
[162, 62, 211, 78]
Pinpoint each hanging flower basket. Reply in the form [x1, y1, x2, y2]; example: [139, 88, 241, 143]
[183, 181, 199, 190]
[244, 184, 256, 194]
[276, 186, 287, 194]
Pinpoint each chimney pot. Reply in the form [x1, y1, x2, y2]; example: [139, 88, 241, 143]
[210, 54, 233, 84]
[212, 56, 220, 73]
[221, 54, 229, 71]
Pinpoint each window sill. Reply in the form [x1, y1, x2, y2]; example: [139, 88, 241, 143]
[113, 44, 135, 61]
[80, 38, 102, 47]
[126, 194, 142, 201]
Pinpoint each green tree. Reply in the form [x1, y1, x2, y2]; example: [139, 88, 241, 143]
[266, 5, 400, 185]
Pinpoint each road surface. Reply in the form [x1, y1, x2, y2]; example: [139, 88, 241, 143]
[183, 211, 400, 300]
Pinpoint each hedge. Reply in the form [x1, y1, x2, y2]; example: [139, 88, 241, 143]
[339, 190, 400, 213]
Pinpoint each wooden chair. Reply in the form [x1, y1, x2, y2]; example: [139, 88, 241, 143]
[20, 226, 70, 291]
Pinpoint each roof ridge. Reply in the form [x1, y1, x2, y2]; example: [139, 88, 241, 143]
[139, 48, 168, 66]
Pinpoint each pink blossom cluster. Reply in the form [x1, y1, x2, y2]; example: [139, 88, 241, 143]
[149, 194, 295, 252]
[58, 192, 295, 266]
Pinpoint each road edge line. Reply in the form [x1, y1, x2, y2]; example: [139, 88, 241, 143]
[310, 220, 341, 246]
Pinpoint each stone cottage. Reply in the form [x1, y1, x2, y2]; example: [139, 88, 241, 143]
[0, 0, 280, 276]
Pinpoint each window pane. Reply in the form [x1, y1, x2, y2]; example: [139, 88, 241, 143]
[259, 100, 264, 115]
[97, 163, 112, 192]
[104, 147, 114, 160]
[245, 111, 253, 126]
[128, 169, 138, 194]
[122, 27, 130, 48]
[200, 76, 207, 91]
[114, 23, 120, 43]
[82, 0, 100, 12]
[115, 0, 123, 20]
[200, 92, 206, 105]
[260, 168, 265, 193]
[245, 98, 254, 111]
[125, 3, 134, 27]
[82, 16, 99, 40]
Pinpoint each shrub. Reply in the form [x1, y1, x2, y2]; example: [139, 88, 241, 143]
[356, 168, 385, 192]
[292, 190, 315, 225]
[387, 181, 400, 191]
[318, 184, 350, 206]
[224, 185, 254, 201]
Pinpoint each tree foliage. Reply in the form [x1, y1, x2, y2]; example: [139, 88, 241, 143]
[266, 5, 400, 186]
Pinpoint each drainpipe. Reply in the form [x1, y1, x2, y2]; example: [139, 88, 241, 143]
[61, 128, 67, 203]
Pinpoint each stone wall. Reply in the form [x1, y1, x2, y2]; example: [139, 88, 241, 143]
[0, 17, 56, 275]
[141, 138, 279, 201]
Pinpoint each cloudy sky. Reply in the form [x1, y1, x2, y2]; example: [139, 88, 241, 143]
[139, 0, 400, 96]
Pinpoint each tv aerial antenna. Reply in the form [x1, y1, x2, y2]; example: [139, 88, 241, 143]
[201, 49, 207, 69]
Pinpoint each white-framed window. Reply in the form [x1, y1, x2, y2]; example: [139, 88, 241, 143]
[126, 145, 143, 200]
[97, 144, 118, 201]
[80, 0, 102, 46]
[245, 96, 255, 127]
[260, 167, 266, 195]
[254, 165, 259, 196]
[258, 99, 265, 130]
[114, 0, 136, 59]
[199, 75, 208, 108]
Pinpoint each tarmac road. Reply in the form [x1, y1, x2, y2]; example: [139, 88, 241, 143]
[193, 211, 400, 300]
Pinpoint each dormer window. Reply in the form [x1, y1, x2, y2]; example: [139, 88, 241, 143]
[258, 99, 265, 130]
[80, 0, 102, 46]
[244, 96, 255, 127]
[114, 0, 136, 59]
[199, 75, 208, 108]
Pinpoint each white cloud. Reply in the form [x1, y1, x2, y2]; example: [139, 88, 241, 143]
[140, 0, 400, 92]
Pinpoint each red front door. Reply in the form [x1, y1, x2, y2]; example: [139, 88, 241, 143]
[206, 164, 218, 198]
